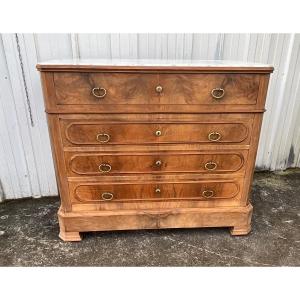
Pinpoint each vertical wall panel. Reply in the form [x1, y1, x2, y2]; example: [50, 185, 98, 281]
[22, 34, 58, 196]
[257, 34, 294, 170]
[119, 34, 138, 59]
[0, 33, 60, 200]
[138, 34, 168, 59]
[0, 33, 299, 200]
[77, 34, 111, 59]
[0, 35, 25, 199]
[191, 34, 220, 59]
[1, 34, 41, 198]
[273, 35, 300, 169]
[34, 33, 73, 61]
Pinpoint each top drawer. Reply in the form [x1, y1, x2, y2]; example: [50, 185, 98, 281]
[42, 72, 265, 113]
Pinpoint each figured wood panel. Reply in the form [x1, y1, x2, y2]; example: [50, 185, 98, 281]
[71, 180, 240, 203]
[62, 121, 252, 146]
[158, 74, 260, 105]
[53, 72, 158, 105]
[51, 72, 260, 107]
[65, 151, 246, 176]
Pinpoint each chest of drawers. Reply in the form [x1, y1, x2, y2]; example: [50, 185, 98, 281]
[37, 60, 273, 241]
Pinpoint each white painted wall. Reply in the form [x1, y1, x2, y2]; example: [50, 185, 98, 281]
[0, 33, 299, 200]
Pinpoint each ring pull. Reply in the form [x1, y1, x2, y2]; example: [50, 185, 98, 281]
[202, 190, 214, 198]
[96, 133, 110, 143]
[208, 132, 221, 142]
[155, 188, 161, 194]
[92, 87, 107, 98]
[99, 163, 112, 173]
[101, 192, 113, 201]
[204, 161, 217, 171]
[211, 88, 225, 99]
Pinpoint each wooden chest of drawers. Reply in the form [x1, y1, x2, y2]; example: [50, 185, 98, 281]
[37, 60, 273, 241]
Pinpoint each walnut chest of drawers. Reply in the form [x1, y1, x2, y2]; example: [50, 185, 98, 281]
[37, 59, 273, 241]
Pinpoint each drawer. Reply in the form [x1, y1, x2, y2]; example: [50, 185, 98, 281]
[70, 180, 241, 203]
[53, 72, 158, 105]
[65, 151, 247, 176]
[61, 120, 252, 146]
[51, 72, 261, 109]
[158, 73, 260, 105]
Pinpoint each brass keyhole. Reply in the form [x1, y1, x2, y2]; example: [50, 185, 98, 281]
[155, 85, 163, 93]
[155, 160, 162, 167]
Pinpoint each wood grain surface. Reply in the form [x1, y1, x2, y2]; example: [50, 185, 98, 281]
[38, 64, 272, 241]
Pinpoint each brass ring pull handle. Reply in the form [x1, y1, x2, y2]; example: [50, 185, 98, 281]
[211, 88, 225, 99]
[204, 161, 217, 171]
[99, 163, 112, 173]
[92, 87, 107, 98]
[208, 132, 221, 142]
[202, 190, 214, 198]
[155, 130, 162, 136]
[155, 85, 163, 93]
[96, 133, 110, 143]
[101, 192, 113, 201]
[155, 160, 162, 167]
[155, 188, 161, 193]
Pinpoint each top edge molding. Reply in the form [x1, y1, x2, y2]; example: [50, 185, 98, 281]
[36, 59, 274, 73]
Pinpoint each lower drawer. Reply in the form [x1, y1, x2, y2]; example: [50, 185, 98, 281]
[69, 180, 242, 204]
[65, 151, 247, 176]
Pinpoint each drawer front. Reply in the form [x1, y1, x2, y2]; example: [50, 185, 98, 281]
[71, 181, 240, 203]
[158, 74, 260, 105]
[62, 121, 252, 146]
[51, 72, 260, 107]
[53, 72, 158, 105]
[65, 151, 246, 176]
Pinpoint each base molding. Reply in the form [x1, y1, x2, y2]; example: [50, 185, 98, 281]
[58, 204, 253, 241]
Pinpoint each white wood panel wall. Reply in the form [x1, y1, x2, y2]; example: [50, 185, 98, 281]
[0, 33, 299, 200]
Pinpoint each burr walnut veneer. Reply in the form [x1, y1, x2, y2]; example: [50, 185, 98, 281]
[37, 59, 273, 241]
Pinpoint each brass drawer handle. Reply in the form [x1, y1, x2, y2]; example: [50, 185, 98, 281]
[99, 163, 112, 173]
[204, 161, 217, 171]
[208, 132, 221, 142]
[155, 130, 162, 136]
[155, 85, 163, 93]
[155, 188, 161, 193]
[101, 192, 113, 201]
[92, 87, 107, 98]
[155, 160, 162, 167]
[202, 190, 214, 198]
[211, 88, 225, 99]
[96, 133, 110, 143]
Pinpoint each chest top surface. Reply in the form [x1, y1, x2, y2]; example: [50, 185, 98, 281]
[37, 59, 273, 73]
